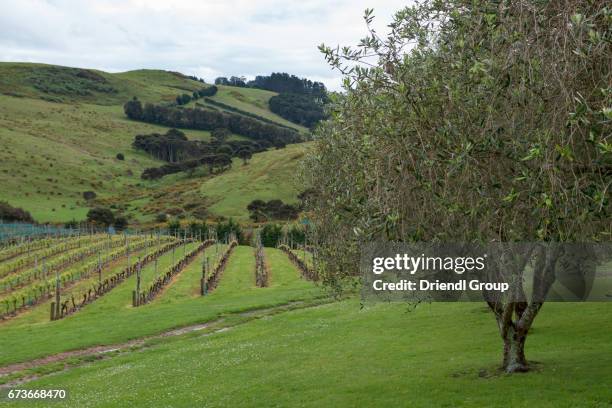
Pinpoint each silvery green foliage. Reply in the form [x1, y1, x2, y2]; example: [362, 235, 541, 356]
[305, 1, 610, 371]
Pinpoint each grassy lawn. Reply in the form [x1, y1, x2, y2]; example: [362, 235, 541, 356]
[265, 247, 310, 287]
[0, 245, 319, 366]
[2, 300, 609, 407]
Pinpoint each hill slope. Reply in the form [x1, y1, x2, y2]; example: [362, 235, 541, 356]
[199, 143, 307, 220]
[0, 62, 307, 224]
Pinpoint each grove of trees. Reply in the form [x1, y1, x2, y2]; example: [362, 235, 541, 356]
[133, 129, 265, 179]
[247, 199, 300, 222]
[124, 98, 301, 147]
[211, 72, 329, 128]
[269, 93, 327, 128]
[305, 1, 610, 373]
[248, 73, 326, 98]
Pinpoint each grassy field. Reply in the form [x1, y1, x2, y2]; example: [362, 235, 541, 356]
[1, 300, 610, 407]
[0, 62, 306, 224]
[0, 237, 610, 407]
[200, 143, 308, 221]
[205, 85, 307, 132]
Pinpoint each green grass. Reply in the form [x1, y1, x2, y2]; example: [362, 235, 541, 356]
[265, 247, 310, 287]
[0, 245, 318, 365]
[0, 63, 204, 105]
[291, 248, 314, 269]
[155, 244, 228, 302]
[0, 62, 308, 224]
[209, 85, 307, 132]
[200, 143, 309, 220]
[0, 94, 211, 223]
[2, 300, 610, 407]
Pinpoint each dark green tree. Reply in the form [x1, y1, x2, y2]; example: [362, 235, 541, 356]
[237, 147, 253, 165]
[86, 207, 115, 227]
[123, 97, 143, 120]
[113, 216, 128, 231]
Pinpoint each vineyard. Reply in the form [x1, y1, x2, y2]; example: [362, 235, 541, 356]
[1, 232, 609, 407]
[0, 231, 320, 375]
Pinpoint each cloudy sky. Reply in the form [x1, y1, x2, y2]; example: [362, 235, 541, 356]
[1, 0, 409, 90]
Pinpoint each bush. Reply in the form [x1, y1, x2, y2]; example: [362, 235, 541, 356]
[247, 199, 299, 222]
[216, 145, 233, 156]
[211, 127, 230, 143]
[167, 220, 181, 236]
[64, 219, 81, 229]
[0, 201, 34, 223]
[82, 191, 97, 200]
[198, 86, 218, 97]
[261, 224, 283, 247]
[216, 218, 243, 243]
[113, 216, 128, 231]
[176, 93, 192, 105]
[86, 207, 114, 227]
[124, 97, 143, 119]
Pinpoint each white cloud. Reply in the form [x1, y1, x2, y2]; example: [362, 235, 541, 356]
[0, 0, 410, 90]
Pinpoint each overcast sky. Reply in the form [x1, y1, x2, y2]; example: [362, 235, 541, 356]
[0, 0, 409, 90]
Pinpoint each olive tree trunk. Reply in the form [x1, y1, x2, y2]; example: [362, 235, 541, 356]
[502, 324, 528, 373]
[488, 244, 560, 373]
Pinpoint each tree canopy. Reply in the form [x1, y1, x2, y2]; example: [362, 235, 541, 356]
[305, 0, 610, 373]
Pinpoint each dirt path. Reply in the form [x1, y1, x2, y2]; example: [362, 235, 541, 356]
[0, 298, 332, 384]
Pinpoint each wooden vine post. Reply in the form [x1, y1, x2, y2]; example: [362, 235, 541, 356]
[133, 256, 142, 307]
[201, 255, 209, 295]
[254, 231, 268, 287]
[54, 269, 60, 319]
[98, 250, 102, 284]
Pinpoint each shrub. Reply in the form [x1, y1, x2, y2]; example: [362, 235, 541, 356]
[0, 201, 34, 223]
[113, 216, 128, 231]
[82, 191, 97, 200]
[261, 223, 283, 247]
[247, 199, 299, 222]
[86, 207, 114, 227]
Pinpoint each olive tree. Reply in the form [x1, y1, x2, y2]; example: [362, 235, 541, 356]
[304, 1, 610, 372]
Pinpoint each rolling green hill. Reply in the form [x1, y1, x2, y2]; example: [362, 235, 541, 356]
[199, 143, 307, 220]
[0, 62, 308, 224]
